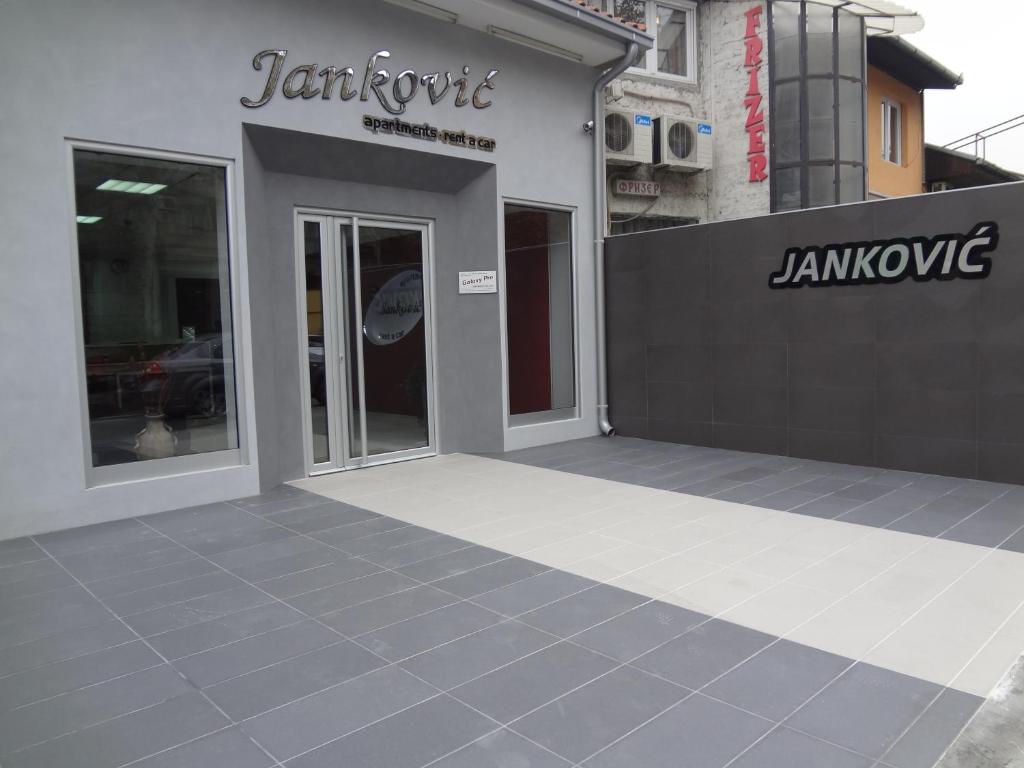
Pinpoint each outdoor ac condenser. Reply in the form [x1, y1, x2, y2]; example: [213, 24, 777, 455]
[653, 116, 713, 171]
[604, 109, 653, 165]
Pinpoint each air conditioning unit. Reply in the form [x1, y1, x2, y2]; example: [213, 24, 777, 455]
[604, 109, 653, 165]
[653, 116, 713, 171]
[930, 181, 951, 192]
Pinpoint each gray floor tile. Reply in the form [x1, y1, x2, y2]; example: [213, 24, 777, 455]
[35, 519, 161, 558]
[703, 639, 851, 721]
[400, 619, 558, 690]
[834, 483, 898, 502]
[147, 601, 305, 660]
[320, 584, 461, 637]
[285, 694, 493, 768]
[263, 501, 379, 533]
[0, 569, 76, 601]
[206, 534, 322, 572]
[173, 619, 339, 688]
[939, 502, 1024, 548]
[582, 692, 772, 768]
[840, 502, 914, 528]
[285, 570, 420, 617]
[0, 618, 136, 677]
[729, 726, 873, 768]
[87, 557, 220, 599]
[204, 639, 385, 720]
[172, 524, 295, 557]
[3, 691, 228, 768]
[0, 638, 160, 710]
[792, 495, 866, 519]
[793, 476, 858, 495]
[0, 600, 113, 650]
[721, 467, 780, 482]
[225, 546, 345, 583]
[881, 687, 983, 768]
[395, 545, 510, 582]
[131, 727, 275, 768]
[748, 471, 819, 493]
[955, 480, 1017, 502]
[430, 728, 571, 768]
[450, 641, 618, 723]
[518, 584, 648, 637]
[309, 516, 412, 548]
[0, 664, 192, 755]
[674, 477, 746, 497]
[432, 557, 551, 598]
[886, 507, 975, 538]
[60, 539, 194, 583]
[359, 534, 475, 569]
[336, 525, 445, 556]
[512, 664, 688, 763]
[999, 526, 1024, 554]
[256, 557, 382, 599]
[124, 585, 275, 636]
[786, 662, 943, 759]
[471, 569, 597, 617]
[0, 540, 47, 568]
[0, 558, 63, 587]
[0, 585, 98, 625]
[144, 504, 268, 538]
[231, 486, 318, 511]
[357, 599, 503, 661]
[104, 571, 244, 616]
[241, 665, 436, 761]
[709, 484, 768, 504]
[572, 601, 705, 662]
[631, 618, 774, 689]
[753, 489, 827, 511]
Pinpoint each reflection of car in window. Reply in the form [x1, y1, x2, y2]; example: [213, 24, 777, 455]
[140, 335, 226, 418]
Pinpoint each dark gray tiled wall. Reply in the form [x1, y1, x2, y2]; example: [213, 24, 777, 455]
[605, 182, 1024, 483]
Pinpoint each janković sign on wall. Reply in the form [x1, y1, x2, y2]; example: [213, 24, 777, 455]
[769, 222, 999, 288]
[240, 49, 499, 115]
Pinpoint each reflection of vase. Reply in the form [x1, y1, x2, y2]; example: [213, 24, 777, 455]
[134, 413, 177, 460]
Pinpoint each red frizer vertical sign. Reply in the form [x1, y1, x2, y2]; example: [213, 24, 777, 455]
[744, 5, 768, 183]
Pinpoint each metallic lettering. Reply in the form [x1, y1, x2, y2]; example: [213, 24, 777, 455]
[240, 49, 287, 108]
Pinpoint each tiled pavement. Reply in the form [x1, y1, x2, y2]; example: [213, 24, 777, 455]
[0, 438, 1022, 767]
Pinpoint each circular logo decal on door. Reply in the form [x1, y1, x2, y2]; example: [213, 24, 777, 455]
[363, 270, 424, 346]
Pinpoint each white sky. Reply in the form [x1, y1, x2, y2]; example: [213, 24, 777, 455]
[908, 0, 1024, 173]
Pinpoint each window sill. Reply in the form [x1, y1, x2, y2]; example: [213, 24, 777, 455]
[621, 67, 699, 91]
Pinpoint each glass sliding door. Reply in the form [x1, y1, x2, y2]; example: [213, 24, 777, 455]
[297, 213, 434, 473]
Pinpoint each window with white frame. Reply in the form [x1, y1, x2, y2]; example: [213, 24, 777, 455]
[603, 0, 697, 82]
[882, 97, 902, 165]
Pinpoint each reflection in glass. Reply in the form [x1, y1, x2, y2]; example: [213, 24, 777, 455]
[805, 4, 834, 75]
[504, 205, 576, 418]
[772, 1, 800, 79]
[73, 149, 237, 468]
[304, 221, 330, 464]
[348, 226, 429, 457]
[807, 79, 835, 161]
[657, 6, 689, 77]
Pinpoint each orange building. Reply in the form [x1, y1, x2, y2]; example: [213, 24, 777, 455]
[865, 36, 961, 199]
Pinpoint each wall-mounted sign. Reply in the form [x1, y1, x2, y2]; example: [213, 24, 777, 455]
[459, 271, 497, 294]
[614, 179, 661, 197]
[363, 270, 424, 344]
[363, 115, 496, 152]
[743, 6, 768, 183]
[241, 49, 498, 116]
[769, 223, 999, 289]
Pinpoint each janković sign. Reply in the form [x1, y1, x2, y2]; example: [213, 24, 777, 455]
[769, 223, 999, 289]
[240, 49, 499, 115]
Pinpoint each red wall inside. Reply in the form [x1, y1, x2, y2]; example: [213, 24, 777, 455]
[505, 211, 552, 415]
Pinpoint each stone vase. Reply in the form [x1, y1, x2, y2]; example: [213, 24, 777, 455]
[134, 412, 177, 460]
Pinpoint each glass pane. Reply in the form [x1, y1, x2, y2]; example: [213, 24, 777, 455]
[808, 164, 836, 207]
[303, 221, 330, 465]
[838, 78, 864, 163]
[73, 149, 237, 468]
[656, 5, 689, 77]
[888, 104, 901, 163]
[806, 4, 834, 75]
[774, 166, 802, 211]
[613, 0, 646, 25]
[771, 1, 800, 80]
[839, 164, 865, 203]
[773, 81, 802, 164]
[837, 9, 863, 78]
[808, 78, 835, 161]
[504, 204, 576, 416]
[350, 226, 429, 457]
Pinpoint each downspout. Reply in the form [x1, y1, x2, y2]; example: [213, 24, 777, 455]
[593, 42, 639, 436]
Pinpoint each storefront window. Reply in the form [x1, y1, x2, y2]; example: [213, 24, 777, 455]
[72, 149, 238, 469]
[769, 0, 866, 210]
[504, 204, 576, 423]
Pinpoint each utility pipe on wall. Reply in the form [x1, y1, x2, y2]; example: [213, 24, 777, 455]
[593, 42, 639, 437]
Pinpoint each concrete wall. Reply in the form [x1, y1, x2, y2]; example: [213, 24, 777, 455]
[867, 65, 925, 198]
[0, 0, 602, 538]
[606, 182, 1024, 483]
[607, 0, 770, 225]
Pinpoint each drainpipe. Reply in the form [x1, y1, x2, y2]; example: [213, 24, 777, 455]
[593, 42, 639, 437]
